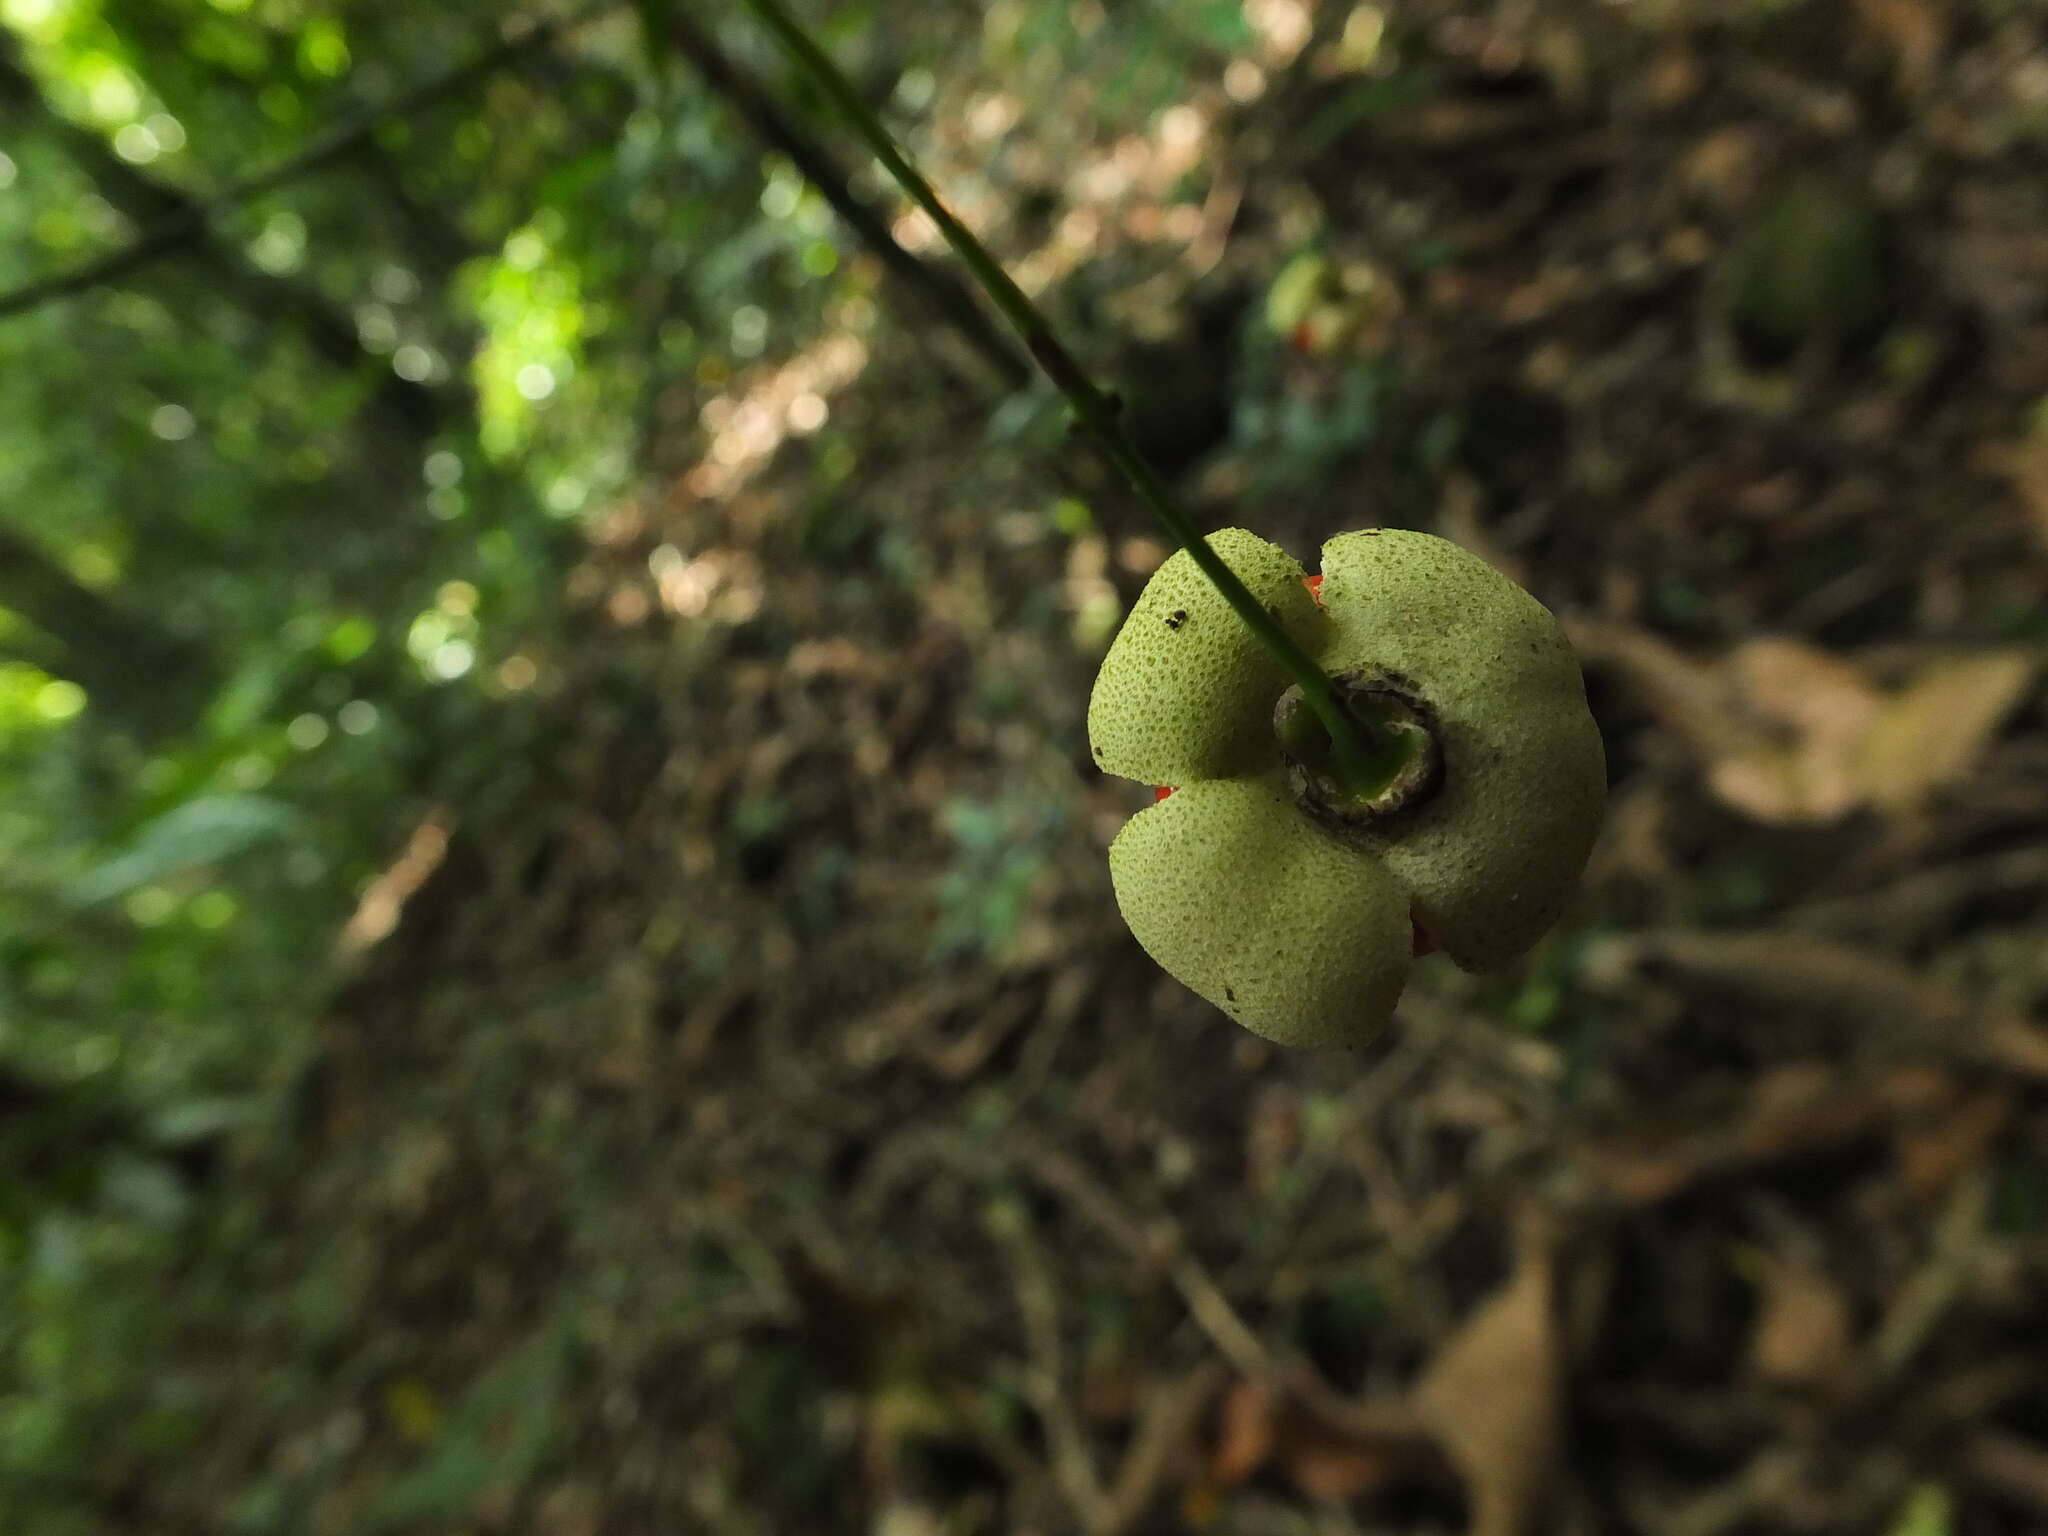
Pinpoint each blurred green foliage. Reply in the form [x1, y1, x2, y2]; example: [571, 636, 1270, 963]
[1719, 175, 1892, 363]
[0, 1, 1258, 1524]
[0, 0, 904, 1520]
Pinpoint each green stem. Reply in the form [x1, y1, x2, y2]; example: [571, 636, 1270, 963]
[734, 0, 1386, 797]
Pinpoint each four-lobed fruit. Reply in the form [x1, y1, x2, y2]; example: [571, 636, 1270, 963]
[1090, 528, 1605, 1049]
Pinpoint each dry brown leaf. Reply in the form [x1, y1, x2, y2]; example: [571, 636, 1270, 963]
[1210, 1380, 1276, 1485]
[1590, 928, 2048, 1088]
[1565, 618, 1753, 762]
[1710, 637, 1884, 822]
[1211, 1378, 1425, 1506]
[1878, 1065, 1958, 1113]
[1570, 622, 1871, 824]
[1748, 1256, 1854, 1388]
[1586, 1059, 1887, 1207]
[1894, 1088, 2012, 1201]
[1414, 1229, 1563, 1536]
[1576, 619, 2035, 823]
[1100, 1364, 1228, 1536]
[1870, 1169, 1995, 1378]
[1590, 929, 1959, 1039]
[1736, 1062, 1881, 1162]
[1855, 651, 2036, 814]
[1732, 637, 1884, 738]
[1589, 1145, 1700, 1208]
[1282, 1435, 1404, 1503]
[1983, 428, 2048, 552]
[1683, 128, 1764, 208]
[1986, 1018, 2048, 1080]
[1964, 1431, 2048, 1514]
[1599, 780, 1675, 884]
[1854, 0, 1943, 94]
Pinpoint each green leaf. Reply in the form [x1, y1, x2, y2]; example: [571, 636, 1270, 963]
[65, 795, 301, 907]
[630, 0, 676, 79]
[1301, 69, 1441, 153]
[1188, 0, 1254, 49]
[366, 1318, 577, 1528]
[146, 1095, 270, 1147]
[1886, 1485, 1953, 1536]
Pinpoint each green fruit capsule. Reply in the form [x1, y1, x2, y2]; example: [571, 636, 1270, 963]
[1087, 527, 1325, 787]
[1090, 528, 1605, 1047]
[1109, 778, 1413, 1049]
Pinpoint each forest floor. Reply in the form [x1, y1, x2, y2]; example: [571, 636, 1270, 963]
[143, 4, 2048, 1534]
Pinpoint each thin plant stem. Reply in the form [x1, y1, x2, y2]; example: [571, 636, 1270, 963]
[734, 0, 1392, 796]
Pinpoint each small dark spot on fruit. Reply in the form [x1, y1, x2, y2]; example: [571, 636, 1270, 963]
[1225, 985, 1236, 1003]
[1165, 609, 1187, 631]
